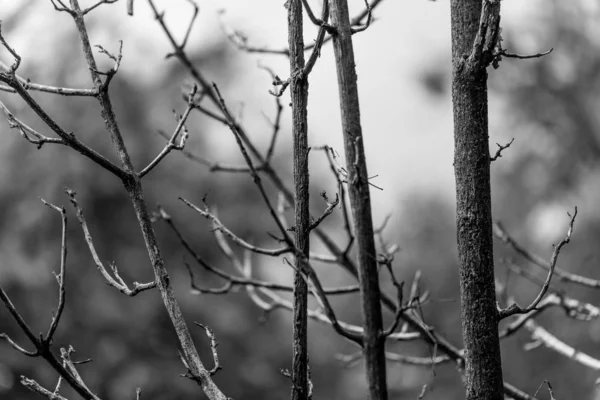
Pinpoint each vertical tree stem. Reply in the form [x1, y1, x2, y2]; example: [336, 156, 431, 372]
[329, 1, 387, 398]
[288, 1, 310, 399]
[450, 1, 504, 399]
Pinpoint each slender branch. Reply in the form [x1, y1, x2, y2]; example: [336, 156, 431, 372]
[499, 293, 599, 339]
[492, 46, 553, 68]
[0, 202, 105, 399]
[41, 200, 68, 342]
[308, 192, 339, 231]
[499, 208, 577, 319]
[0, 76, 126, 177]
[252, 284, 418, 342]
[350, 0, 372, 34]
[21, 377, 69, 400]
[0, 22, 21, 72]
[81, 0, 119, 15]
[524, 319, 600, 370]
[338, 351, 449, 367]
[0, 101, 64, 148]
[66, 189, 156, 296]
[0, 61, 97, 96]
[194, 323, 222, 376]
[180, 198, 292, 256]
[219, 0, 384, 56]
[140, 85, 197, 177]
[490, 138, 514, 162]
[493, 218, 600, 288]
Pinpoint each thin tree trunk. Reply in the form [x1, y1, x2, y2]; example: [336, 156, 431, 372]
[288, 1, 310, 399]
[329, 1, 387, 398]
[69, 2, 227, 399]
[450, 1, 504, 399]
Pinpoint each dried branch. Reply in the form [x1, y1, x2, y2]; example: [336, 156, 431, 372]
[308, 192, 339, 231]
[194, 323, 222, 376]
[155, 129, 252, 172]
[490, 138, 515, 162]
[0, 22, 21, 72]
[251, 284, 419, 342]
[494, 216, 600, 288]
[160, 206, 359, 297]
[21, 377, 69, 400]
[66, 188, 156, 296]
[0, 61, 97, 96]
[0, 101, 64, 148]
[140, 85, 197, 177]
[524, 319, 600, 370]
[271, 0, 330, 98]
[49, 0, 72, 13]
[219, 0, 384, 56]
[492, 46, 553, 69]
[499, 293, 600, 339]
[180, 197, 291, 256]
[40, 200, 68, 342]
[0, 205, 103, 399]
[0, 71, 126, 177]
[81, 0, 119, 15]
[350, 0, 373, 34]
[499, 208, 577, 319]
[319, 145, 355, 252]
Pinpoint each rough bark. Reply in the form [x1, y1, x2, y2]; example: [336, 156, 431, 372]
[450, 1, 504, 399]
[329, 1, 387, 398]
[288, 1, 310, 399]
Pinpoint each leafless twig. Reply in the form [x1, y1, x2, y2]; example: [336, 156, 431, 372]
[66, 188, 156, 296]
[499, 208, 577, 319]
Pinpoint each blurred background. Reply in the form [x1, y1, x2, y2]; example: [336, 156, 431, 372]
[1, 0, 600, 399]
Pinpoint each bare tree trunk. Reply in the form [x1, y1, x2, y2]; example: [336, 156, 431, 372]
[288, 1, 310, 399]
[450, 1, 504, 399]
[329, 1, 387, 399]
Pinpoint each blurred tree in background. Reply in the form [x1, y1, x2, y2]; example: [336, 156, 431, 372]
[1, 0, 600, 399]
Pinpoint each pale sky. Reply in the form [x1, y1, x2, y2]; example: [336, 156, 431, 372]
[1, 0, 542, 223]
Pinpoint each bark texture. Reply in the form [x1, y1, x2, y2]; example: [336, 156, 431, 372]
[288, 1, 310, 399]
[450, 1, 504, 399]
[329, 1, 387, 398]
